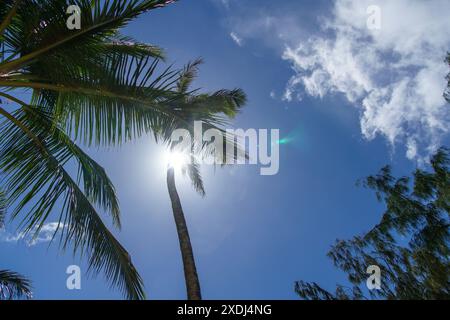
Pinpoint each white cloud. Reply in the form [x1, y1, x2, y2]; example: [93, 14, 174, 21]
[281, 0, 450, 160]
[218, 0, 450, 161]
[270, 91, 276, 99]
[230, 32, 244, 46]
[0, 222, 65, 247]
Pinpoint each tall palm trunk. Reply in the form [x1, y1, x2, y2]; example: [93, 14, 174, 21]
[166, 167, 202, 300]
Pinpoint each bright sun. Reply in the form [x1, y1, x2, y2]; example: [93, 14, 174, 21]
[165, 150, 188, 170]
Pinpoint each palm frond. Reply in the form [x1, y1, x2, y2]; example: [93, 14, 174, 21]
[0, 0, 22, 38]
[182, 156, 205, 197]
[177, 58, 203, 94]
[0, 189, 6, 228]
[162, 79, 247, 156]
[186, 89, 247, 118]
[0, 104, 144, 299]
[0, 0, 175, 73]
[0, 270, 32, 300]
[0, 56, 182, 145]
[103, 34, 166, 60]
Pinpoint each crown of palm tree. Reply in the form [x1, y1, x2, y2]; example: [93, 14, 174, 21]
[160, 59, 247, 196]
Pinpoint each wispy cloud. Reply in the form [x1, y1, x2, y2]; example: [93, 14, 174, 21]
[0, 222, 65, 247]
[220, 0, 230, 9]
[218, 0, 450, 161]
[230, 32, 244, 46]
[270, 91, 277, 99]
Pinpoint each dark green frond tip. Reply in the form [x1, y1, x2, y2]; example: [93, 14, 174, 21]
[177, 58, 204, 93]
[0, 270, 33, 300]
[214, 89, 247, 118]
[0, 190, 6, 229]
[191, 89, 248, 120]
[105, 37, 166, 60]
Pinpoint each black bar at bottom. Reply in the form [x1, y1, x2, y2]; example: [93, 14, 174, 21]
[0, 300, 442, 318]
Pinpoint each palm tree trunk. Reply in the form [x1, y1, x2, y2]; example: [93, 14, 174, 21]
[166, 167, 202, 300]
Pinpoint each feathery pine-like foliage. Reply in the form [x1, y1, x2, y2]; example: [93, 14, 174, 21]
[0, 0, 195, 300]
[296, 148, 450, 300]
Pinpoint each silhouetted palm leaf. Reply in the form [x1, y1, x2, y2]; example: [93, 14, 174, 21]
[0, 270, 32, 300]
[0, 189, 6, 228]
[0, 102, 144, 299]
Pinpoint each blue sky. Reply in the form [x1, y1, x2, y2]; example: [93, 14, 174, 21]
[1, 0, 449, 299]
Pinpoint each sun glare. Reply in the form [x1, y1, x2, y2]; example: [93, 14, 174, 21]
[165, 150, 188, 170]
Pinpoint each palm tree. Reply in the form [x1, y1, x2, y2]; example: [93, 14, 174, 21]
[159, 60, 246, 300]
[0, 0, 210, 299]
[0, 190, 32, 300]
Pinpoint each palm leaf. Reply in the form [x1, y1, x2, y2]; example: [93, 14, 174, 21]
[0, 0, 181, 146]
[177, 58, 203, 94]
[0, 270, 32, 300]
[22, 53, 181, 145]
[0, 104, 144, 299]
[0, 189, 6, 228]
[182, 156, 205, 197]
[0, 0, 175, 73]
